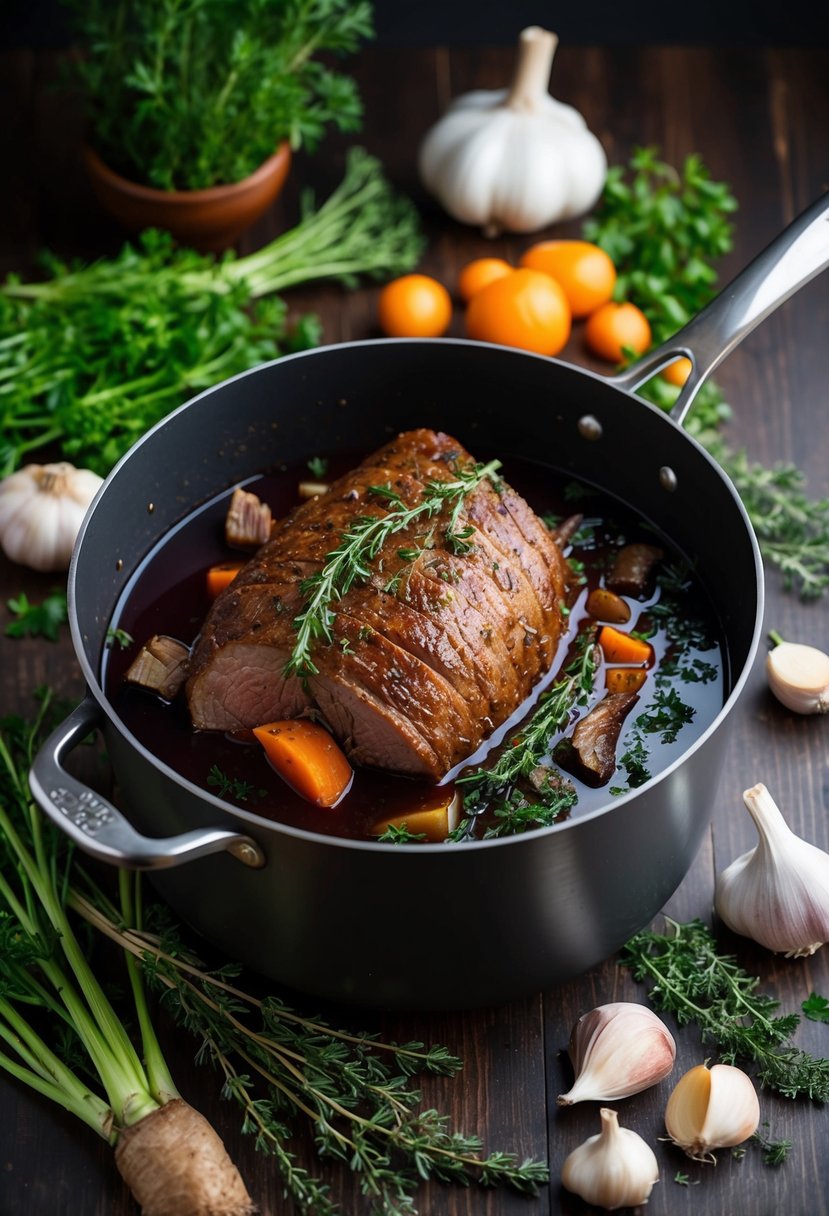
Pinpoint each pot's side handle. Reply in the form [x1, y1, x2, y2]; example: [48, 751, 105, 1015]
[29, 698, 266, 871]
[608, 191, 829, 426]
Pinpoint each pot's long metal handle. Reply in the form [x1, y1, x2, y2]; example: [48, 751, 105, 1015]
[609, 191, 829, 425]
[29, 698, 265, 870]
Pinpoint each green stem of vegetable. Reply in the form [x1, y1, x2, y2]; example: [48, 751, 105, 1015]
[768, 630, 785, 648]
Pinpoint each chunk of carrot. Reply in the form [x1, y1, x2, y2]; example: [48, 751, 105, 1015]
[605, 667, 648, 694]
[598, 625, 653, 666]
[206, 562, 244, 599]
[253, 719, 353, 808]
[586, 587, 631, 625]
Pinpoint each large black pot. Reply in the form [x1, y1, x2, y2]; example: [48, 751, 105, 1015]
[31, 195, 829, 1010]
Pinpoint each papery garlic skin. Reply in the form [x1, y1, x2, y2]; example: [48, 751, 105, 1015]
[766, 640, 829, 714]
[418, 27, 606, 235]
[562, 1107, 659, 1210]
[557, 1002, 675, 1105]
[715, 783, 829, 957]
[0, 462, 102, 572]
[664, 1063, 759, 1162]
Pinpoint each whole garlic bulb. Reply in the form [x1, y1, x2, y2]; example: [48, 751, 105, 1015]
[664, 1063, 759, 1162]
[561, 1107, 659, 1210]
[766, 634, 829, 714]
[0, 462, 103, 572]
[418, 26, 607, 236]
[557, 1002, 676, 1106]
[715, 782, 829, 956]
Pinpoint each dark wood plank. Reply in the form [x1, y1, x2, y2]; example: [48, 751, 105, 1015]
[1, 40, 828, 1216]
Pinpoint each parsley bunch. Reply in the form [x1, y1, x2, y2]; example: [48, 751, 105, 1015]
[65, 0, 373, 190]
[0, 150, 423, 477]
[585, 148, 829, 599]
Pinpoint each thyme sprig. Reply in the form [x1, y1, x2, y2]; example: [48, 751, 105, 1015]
[621, 918, 829, 1100]
[453, 634, 598, 839]
[71, 886, 549, 1214]
[285, 459, 502, 678]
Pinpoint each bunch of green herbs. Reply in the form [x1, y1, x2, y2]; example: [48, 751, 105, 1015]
[65, 0, 373, 190]
[584, 147, 829, 599]
[0, 149, 423, 476]
[0, 692, 548, 1213]
[622, 918, 829, 1101]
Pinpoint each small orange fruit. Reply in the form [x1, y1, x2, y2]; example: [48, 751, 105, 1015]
[457, 257, 513, 302]
[661, 356, 693, 387]
[585, 301, 652, 363]
[465, 268, 571, 356]
[378, 274, 452, 338]
[520, 240, 617, 318]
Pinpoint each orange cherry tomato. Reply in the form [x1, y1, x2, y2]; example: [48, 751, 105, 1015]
[457, 257, 513, 302]
[377, 274, 452, 338]
[465, 268, 571, 356]
[584, 301, 652, 363]
[520, 240, 617, 318]
[661, 356, 693, 387]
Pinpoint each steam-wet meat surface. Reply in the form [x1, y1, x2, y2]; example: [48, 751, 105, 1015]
[186, 429, 571, 780]
[555, 691, 639, 787]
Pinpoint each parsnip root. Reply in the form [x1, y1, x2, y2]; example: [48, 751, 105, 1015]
[114, 1098, 254, 1216]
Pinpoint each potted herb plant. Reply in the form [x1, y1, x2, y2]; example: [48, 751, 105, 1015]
[65, 0, 374, 249]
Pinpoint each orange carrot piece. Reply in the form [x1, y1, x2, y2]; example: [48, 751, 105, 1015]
[605, 667, 648, 694]
[586, 587, 631, 625]
[206, 562, 244, 599]
[598, 625, 653, 666]
[253, 719, 353, 807]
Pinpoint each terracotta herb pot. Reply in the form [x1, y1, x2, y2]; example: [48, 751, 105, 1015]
[83, 142, 292, 251]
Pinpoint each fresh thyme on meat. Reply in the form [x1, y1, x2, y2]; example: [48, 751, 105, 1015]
[453, 634, 598, 839]
[285, 457, 503, 678]
[621, 918, 829, 1101]
[585, 147, 829, 600]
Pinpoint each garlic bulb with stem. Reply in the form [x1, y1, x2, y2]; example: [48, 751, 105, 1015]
[0, 462, 103, 572]
[664, 1063, 759, 1162]
[418, 26, 607, 236]
[715, 782, 829, 956]
[557, 1001, 676, 1106]
[766, 630, 829, 714]
[561, 1107, 659, 1210]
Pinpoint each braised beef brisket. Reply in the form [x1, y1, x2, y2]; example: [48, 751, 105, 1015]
[186, 429, 571, 780]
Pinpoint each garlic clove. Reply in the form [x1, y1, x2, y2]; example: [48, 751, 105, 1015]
[561, 1106, 659, 1210]
[0, 462, 103, 572]
[766, 636, 829, 714]
[557, 1001, 675, 1105]
[715, 783, 829, 956]
[664, 1063, 759, 1162]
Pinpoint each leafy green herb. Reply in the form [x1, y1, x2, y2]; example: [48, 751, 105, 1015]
[104, 626, 134, 650]
[585, 148, 829, 600]
[5, 590, 68, 641]
[617, 735, 651, 789]
[65, 0, 373, 190]
[751, 1126, 793, 1166]
[375, 823, 429, 844]
[674, 1171, 691, 1186]
[622, 918, 829, 1100]
[1, 150, 423, 477]
[453, 636, 597, 839]
[207, 764, 265, 803]
[634, 687, 696, 744]
[802, 992, 829, 1023]
[70, 889, 550, 1212]
[307, 455, 329, 479]
[285, 458, 502, 678]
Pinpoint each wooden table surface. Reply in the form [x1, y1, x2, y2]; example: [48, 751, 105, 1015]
[1, 39, 828, 1216]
